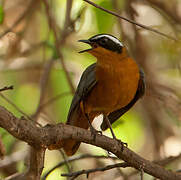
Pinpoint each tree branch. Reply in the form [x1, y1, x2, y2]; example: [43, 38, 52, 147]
[25, 148, 45, 180]
[42, 154, 118, 179]
[83, 0, 177, 41]
[0, 106, 180, 180]
[0, 86, 13, 92]
[61, 162, 129, 179]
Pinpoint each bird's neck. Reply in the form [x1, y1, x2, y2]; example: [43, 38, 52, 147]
[96, 53, 132, 70]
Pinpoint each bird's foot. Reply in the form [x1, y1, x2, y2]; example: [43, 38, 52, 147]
[114, 137, 127, 152]
[120, 140, 128, 151]
[89, 126, 102, 141]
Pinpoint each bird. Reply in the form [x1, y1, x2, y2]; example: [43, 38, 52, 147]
[61, 34, 145, 156]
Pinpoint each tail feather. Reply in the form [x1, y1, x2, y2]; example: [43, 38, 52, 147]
[62, 105, 90, 156]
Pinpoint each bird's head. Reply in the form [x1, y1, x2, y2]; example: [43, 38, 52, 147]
[78, 34, 127, 60]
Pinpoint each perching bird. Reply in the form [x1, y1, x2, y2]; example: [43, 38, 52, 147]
[62, 34, 145, 156]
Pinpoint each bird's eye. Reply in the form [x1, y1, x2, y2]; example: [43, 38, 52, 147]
[92, 43, 98, 48]
[100, 38, 108, 44]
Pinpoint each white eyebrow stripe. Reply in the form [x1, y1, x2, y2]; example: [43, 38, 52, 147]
[91, 34, 123, 47]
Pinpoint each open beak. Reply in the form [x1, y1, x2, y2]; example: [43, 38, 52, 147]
[78, 39, 92, 53]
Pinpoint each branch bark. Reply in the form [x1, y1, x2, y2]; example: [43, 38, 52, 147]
[25, 148, 45, 180]
[0, 106, 180, 180]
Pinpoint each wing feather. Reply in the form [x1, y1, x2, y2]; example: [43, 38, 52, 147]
[67, 63, 97, 123]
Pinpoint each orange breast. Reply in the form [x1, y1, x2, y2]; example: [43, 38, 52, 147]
[84, 54, 140, 115]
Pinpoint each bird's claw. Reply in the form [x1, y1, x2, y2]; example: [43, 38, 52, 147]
[120, 141, 127, 151]
[89, 127, 102, 141]
[116, 139, 128, 151]
[113, 138, 127, 152]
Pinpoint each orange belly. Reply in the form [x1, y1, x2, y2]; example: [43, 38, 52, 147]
[84, 57, 140, 115]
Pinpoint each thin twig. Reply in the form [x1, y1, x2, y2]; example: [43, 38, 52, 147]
[83, 0, 177, 41]
[61, 162, 130, 178]
[155, 153, 181, 166]
[39, 92, 71, 111]
[129, 153, 181, 177]
[42, 154, 118, 179]
[60, 0, 74, 44]
[43, 0, 75, 94]
[110, 152, 128, 179]
[59, 149, 72, 175]
[0, 93, 42, 127]
[64, 0, 73, 31]
[32, 59, 55, 119]
[4, 173, 21, 180]
[0, 86, 13, 92]
[140, 166, 144, 180]
[0, 93, 32, 121]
